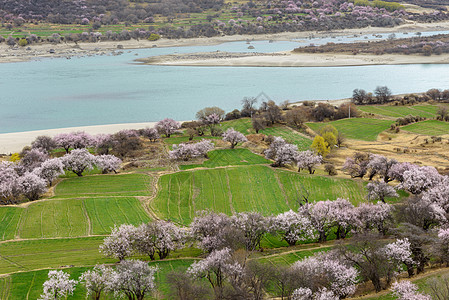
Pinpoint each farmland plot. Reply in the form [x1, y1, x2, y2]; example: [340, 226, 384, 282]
[152, 165, 367, 225]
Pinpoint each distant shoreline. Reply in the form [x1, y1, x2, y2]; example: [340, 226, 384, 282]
[139, 51, 449, 67]
[2, 21, 449, 64]
[0, 121, 172, 155]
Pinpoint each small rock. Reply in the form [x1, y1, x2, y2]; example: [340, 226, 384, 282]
[117, 45, 124, 49]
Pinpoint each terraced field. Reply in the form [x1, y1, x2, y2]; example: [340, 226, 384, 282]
[0, 207, 23, 241]
[151, 165, 367, 225]
[16, 197, 151, 239]
[358, 104, 441, 118]
[306, 118, 393, 141]
[54, 173, 152, 198]
[180, 148, 271, 170]
[402, 120, 449, 136]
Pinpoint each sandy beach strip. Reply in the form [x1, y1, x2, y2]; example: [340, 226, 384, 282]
[0, 121, 185, 154]
[2, 21, 449, 64]
[141, 51, 449, 67]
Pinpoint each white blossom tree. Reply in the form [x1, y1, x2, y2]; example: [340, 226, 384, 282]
[354, 201, 393, 235]
[39, 270, 77, 300]
[99, 224, 136, 262]
[0, 161, 20, 204]
[271, 210, 316, 246]
[391, 281, 431, 300]
[222, 128, 247, 149]
[366, 154, 398, 182]
[299, 201, 335, 243]
[400, 165, 443, 194]
[79, 265, 115, 300]
[142, 127, 160, 142]
[112, 260, 158, 300]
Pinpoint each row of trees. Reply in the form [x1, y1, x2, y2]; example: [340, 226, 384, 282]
[0, 148, 121, 204]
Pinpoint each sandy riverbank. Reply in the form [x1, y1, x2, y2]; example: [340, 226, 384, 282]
[0, 122, 174, 154]
[2, 21, 449, 63]
[141, 51, 449, 67]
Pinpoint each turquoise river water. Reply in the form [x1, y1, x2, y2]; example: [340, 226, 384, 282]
[1, 30, 449, 133]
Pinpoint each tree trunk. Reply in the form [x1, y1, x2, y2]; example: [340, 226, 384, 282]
[318, 231, 327, 243]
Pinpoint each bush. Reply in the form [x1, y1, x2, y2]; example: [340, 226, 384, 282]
[18, 38, 28, 47]
[148, 33, 160, 41]
[325, 163, 337, 176]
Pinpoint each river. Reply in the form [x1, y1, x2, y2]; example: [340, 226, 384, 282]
[1, 30, 449, 133]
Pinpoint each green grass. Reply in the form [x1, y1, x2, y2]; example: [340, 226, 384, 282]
[180, 149, 271, 170]
[401, 120, 449, 136]
[358, 104, 440, 119]
[221, 118, 253, 134]
[0, 237, 114, 275]
[254, 246, 332, 265]
[0, 207, 23, 241]
[17, 197, 151, 238]
[54, 173, 152, 198]
[152, 165, 367, 225]
[259, 126, 312, 150]
[163, 135, 221, 147]
[306, 118, 393, 141]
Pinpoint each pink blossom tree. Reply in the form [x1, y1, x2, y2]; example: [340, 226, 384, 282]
[366, 181, 398, 203]
[39, 270, 77, 300]
[18, 172, 48, 201]
[231, 212, 268, 252]
[367, 154, 398, 182]
[264, 136, 287, 161]
[53, 133, 73, 153]
[191, 210, 232, 253]
[19, 148, 49, 173]
[271, 210, 317, 246]
[0, 161, 20, 204]
[188, 247, 244, 299]
[111, 260, 158, 300]
[222, 128, 247, 149]
[169, 143, 199, 161]
[299, 201, 335, 243]
[156, 118, 180, 137]
[292, 251, 359, 298]
[99, 224, 136, 262]
[31, 135, 57, 153]
[292, 287, 339, 300]
[329, 198, 356, 239]
[422, 177, 449, 212]
[295, 150, 322, 174]
[134, 221, 185, 260]
[194, 139, 214, 158]
[71, 131, 95, 149]
[388, 162, 416, 183]
[354, 201, 393, 235]
[142, 127, 160, 142]
[342, 152, 371, 178]
[61, 148, 96, 176]
[94, 134, 113, 155]
[95, 155, 122, 174]
[400, 166, 443, 194]
[33, 158, 64, 186]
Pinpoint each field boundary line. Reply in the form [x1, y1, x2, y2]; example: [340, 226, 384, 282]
[81, 199, 92, 236]
[274, 172, 289, 206]
[25, 272, 36, 300]
[224, 169, 235, 214]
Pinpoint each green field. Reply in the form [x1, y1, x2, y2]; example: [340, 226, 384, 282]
[259, 126, 312, 150]
[221, 118, 253, 134]
[0, 207, 23, 241]
[358, 104, 441, 119]
[16, 197, 150, 239]
[306, 118, 393, 141]
[152, 165, 367, 225]
[54, 173, 152, 198]
[401, 120, 449, 136]
[180, 149, 271, 170]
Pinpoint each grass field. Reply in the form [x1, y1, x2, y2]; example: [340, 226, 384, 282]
[259, 126, 312, 150]
[306, 118, 393, 141]
[180, 149, 271, 170]
[401, 120, 449, 136]
[54, 173, 152, 198]
[0, 207, 23, 241]
[17, 197, 151, 239]
[358, 104, 441, 119]
[221, 118, 253, 134]
[151, 165, 367, 225]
